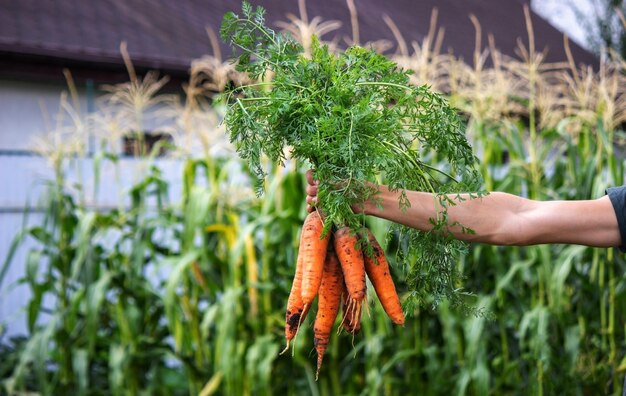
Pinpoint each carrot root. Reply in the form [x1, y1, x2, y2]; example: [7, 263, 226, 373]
[279, 339, 290, 355]
[362, 229, 405, 326]
[301, 211, 331, 305]
[313, 247, 343, 380]
[334, 226, 366, 302]
[284, 224, 403, 375]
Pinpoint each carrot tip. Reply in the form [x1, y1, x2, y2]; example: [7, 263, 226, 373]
[279, 339, 290, 355]
[363, 296, 371, 318]
[315, 355, 323, 381]
[354, 300, 362, 322]
[290, 304, 309, 357]
[298, 304, 308, 328]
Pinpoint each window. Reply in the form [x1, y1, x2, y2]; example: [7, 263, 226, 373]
[123, 132, 173, 157]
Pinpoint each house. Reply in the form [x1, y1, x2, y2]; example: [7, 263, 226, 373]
[0, 0, 596, 336]
[0, 0, 596, 149]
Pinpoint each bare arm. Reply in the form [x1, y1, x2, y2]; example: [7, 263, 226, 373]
[364, 187, 621, 247]
[306, 172, 622, 248]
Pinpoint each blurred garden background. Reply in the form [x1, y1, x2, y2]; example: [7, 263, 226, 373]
[1, 0, 626, 394]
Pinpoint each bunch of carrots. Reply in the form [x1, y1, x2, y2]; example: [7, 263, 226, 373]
[282, 210, 405, 379]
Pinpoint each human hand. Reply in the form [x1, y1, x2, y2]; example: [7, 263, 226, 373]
[305, 169, 375, 214]
[305, 169, 319, 213]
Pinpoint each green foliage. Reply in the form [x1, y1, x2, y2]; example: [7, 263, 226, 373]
[2, 94, 626, 396]
[0, 154, 306, 395]
[220, 2, 483, 310]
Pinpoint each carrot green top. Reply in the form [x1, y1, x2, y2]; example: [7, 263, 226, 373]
[220, 1, 484, 313]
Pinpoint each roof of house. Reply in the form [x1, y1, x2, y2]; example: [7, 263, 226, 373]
[0, 0, 597, 84]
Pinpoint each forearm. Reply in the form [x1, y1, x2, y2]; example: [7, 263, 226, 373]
[364, 187, 621, 248]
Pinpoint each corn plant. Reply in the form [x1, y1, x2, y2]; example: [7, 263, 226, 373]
[3, 2, 626, 395]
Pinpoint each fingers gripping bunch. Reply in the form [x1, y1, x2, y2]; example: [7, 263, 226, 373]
[282, 209, 404, 380]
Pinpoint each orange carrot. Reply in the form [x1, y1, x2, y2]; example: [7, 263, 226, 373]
[300, 211, 330, 305]
[333, 226, 366, 327]
[281, 246, 311, 354]
[362, 229, 405, 326]
[314, 246, 343, 380]
[340, 282, 361, 334]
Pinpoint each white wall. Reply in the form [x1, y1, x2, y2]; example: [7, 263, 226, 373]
[0, 79, 188, 338]
[0, 154, 187, 338]
[0, 79, 91, 151]
[0, 80, 70, 337]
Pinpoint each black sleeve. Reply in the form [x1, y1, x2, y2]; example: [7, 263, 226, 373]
[606, 186, 626, 252]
